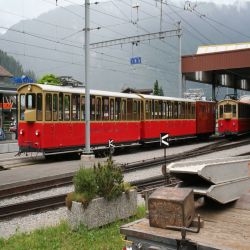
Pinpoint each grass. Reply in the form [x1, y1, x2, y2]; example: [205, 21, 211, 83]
[0, 206, 145, 250]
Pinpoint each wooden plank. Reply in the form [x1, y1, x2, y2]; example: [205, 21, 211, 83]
[121, 204, 250, 250]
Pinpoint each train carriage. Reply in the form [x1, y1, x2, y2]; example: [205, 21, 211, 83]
[218, 97, 250, 135]
[18, 84, 142, 155]
[140, 95, 196, 141]
[17, 83, 216, 156]
[139, 95, 215, 141]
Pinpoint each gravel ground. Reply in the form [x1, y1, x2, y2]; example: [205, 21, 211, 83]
[1, 142, 250, 239]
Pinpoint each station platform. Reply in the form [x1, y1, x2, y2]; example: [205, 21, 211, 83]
[0, 156, 106, 191]
[0, 140, 18, 154]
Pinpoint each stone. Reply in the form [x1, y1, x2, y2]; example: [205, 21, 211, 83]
[67, 189, 137, 230]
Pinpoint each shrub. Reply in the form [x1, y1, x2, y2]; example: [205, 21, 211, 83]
[66, 192, 89, 210]
[95, 157, 124, 201]
[66, 158, 134, 208]
[73, 168, 97, 202]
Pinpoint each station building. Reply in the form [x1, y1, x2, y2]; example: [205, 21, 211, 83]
[0, 65, 17, 140]
[181, 43, 250, 100]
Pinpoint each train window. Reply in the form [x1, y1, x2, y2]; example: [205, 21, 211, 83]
[110, 99, 115, 120]
[154, 101, 158, 119]
[102, 97, 109, 120]
[162, 102, 166, 119]
[53, 94, 58, 121]
[127, 99, 133, 120]
[180, 102, 185, 119]
[115, 98, 121, 120]
[185, 103, 188, 119]
[37, 94, 43, 121]
[224, 104, 231, 113]
[165, 102, 169, 119]
[81, 96, 85, 121]
[173, 102, 178, 119]
[187, 103, 191, 119]
[20, 94, 25, 120]
[90, 96, 95, 121]
[168, 102, 173, 119]
[219, 105, 223, 118]
[191, 103, 195, 119]
[26, 94, 36, 109]
[159, 101, 163, 119]
[232, 105, 236, 118]
[145, 100, 151, 120]
[64, 95, 70, 121]
[59, 93, 63, 121]
[121, 99, 126, 120]
[72, 94, 80, 121]
[133, 100, 140, 120]
[45, 94, 52, 121]
[96, 97, 102, 121]
[151, 101, 155, 119]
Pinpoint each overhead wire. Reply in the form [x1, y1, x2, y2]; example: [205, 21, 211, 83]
[0, 0, 181, 83]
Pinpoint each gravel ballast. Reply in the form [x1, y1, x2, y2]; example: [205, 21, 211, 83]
[1, 142, 250, 239]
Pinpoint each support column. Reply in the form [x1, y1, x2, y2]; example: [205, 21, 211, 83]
[84, 0, 92, 155]
[212, 83, 216, 101]
[234, 88, 237, 98]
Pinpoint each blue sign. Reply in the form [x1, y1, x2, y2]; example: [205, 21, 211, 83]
[11, 76, 34, 84]
[130, 57, 142, 65]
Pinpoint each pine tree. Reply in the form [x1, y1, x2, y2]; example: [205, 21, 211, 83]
[153, 80, 159, 95]
[159, 86, 164, 96]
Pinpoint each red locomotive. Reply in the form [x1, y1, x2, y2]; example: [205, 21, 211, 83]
[218, 95, 250, 136]
[17, 84, 215, 156]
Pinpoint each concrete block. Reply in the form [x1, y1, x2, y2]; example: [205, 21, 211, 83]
[0, 144, 9, 153]
[68, 190, 137, 230]
[8, 143, 19, 153]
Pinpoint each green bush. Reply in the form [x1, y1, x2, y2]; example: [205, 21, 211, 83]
[73, 168, 97, 202]
[95, 157, 124, 201]
[38, 74, 61, 85]
[67, 158, 134, 208]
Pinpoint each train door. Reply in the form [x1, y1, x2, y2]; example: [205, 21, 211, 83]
[196, 101, 215, 136]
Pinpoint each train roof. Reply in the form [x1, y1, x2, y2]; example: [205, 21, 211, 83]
[239, 95, 250, 104]
[17, 83, 211, 103]
[17, 83, 141, 99]
[139, 94, 196, 102]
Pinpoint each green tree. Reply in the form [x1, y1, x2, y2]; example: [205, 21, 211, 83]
[38, 74, 61, 85]
[159, 86, 164, 96]
[153, 80, 159, 95]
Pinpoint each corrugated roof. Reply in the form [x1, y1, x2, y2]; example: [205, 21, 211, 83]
[0, 65, 13, 77]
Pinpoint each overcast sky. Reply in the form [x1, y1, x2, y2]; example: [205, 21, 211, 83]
[0, 0, 249, 33]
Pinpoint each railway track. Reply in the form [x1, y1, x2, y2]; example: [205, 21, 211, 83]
[0, 175, 171, 220]
[1, 136, 250, 220]
[121, 137, 250, 172]
[1, 136, 250, 200]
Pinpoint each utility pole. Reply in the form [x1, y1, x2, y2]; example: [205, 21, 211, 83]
[84, 0, 91, 154]
[178, 21, 183, 98]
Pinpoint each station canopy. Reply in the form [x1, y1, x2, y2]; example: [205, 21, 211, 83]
[182, 43, 250, 91]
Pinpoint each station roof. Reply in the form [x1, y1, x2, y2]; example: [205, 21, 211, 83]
[182, 43, 250, 90]
[0, 66, 13, 78]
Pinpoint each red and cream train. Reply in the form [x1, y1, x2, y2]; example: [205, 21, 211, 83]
[17, 83, 216, 156]
[218, 96, 250, 135]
